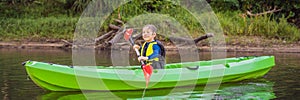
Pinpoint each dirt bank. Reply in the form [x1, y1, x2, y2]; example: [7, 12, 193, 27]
[1, 41, 299, 53]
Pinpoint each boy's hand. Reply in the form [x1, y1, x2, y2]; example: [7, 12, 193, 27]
[133, 44, 140, 50]
[138, 56, 148, 61]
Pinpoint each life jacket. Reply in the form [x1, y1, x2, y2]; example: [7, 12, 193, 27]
[140, 40, 166, 63]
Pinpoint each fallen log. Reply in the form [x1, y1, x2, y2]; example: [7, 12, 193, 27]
[114, 19, 124, 24]
[158, 33, 214, 44]
[132, 33, 142, 40]
[108, 30, 126, 44]
[61, 39, 73, 46]
[95, 30, 116, 42]
[246, 7, 282, 16]
[109, 24, 121, 30]
[194, 33, 214, 43]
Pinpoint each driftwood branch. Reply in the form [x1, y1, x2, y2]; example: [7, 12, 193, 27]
[132, 33, 142, 40]
[93, 17, 128, 48]
[61, 39, 73, 46]
[109, 24, 121, 30]
[246, 7, 282, 16]
[164, 33, 214, 44]
[194, 33, 214, 43]
[95, 30, 116, 42]
[108, 29, 126, 44]
[114, 19, 124, 24]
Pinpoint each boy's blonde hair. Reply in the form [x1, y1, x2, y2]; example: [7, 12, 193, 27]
[143, 24, 157, 33]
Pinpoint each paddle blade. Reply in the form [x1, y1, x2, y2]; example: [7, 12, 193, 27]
[142, 64, 153, 88]
[124, 28, 134, 41]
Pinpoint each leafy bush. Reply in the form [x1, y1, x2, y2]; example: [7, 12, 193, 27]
[0, 17, 78, 40]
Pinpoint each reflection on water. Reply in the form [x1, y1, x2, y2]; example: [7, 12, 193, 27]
[37, 80, 275, 100]
[0, 48, 299, 99]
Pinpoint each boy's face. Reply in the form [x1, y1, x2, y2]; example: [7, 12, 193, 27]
[142, 28, 156, 42]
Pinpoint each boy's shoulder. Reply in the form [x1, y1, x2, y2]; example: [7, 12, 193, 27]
[155, 40, 163, 44]
[154, 40, 166, 57]
[154, 40, 165, 48]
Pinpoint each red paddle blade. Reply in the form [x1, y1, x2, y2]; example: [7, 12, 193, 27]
[124, 28, 133, 41]
[142, 64, 153, 88]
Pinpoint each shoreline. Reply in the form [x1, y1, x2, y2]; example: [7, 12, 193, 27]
[1, 41, 299, 53]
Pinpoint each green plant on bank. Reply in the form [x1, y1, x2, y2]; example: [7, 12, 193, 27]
[218, 11, 300, 41]
[0, 0, 77, 18]
[0, 17, 78, 41]
[209, 0, 300, 24]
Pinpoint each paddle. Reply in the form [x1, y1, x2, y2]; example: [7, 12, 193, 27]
[124, 28, 153, 88]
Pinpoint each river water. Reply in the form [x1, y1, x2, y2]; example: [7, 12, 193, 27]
[0, 48, 299, 100]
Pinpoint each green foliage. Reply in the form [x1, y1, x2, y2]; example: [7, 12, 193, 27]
[0, 0, 299, 42]
[210, 0, 300, 27]
[218, 11, 300, 41]
[210, 0, 240, 11]
[71, 0, 92, 12]
[0, 0, 73, 18]
[210, 0, 300, 12]
[0, 17, 78, 40]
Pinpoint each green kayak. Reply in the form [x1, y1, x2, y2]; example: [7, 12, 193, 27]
[23, 56, 275, 91]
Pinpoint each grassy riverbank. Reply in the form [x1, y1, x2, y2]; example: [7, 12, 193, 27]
[218, 11, 300, 42]
[0, 1, 299, 44]
[0, 17, 78, 41]
[1, 11, 299, 43]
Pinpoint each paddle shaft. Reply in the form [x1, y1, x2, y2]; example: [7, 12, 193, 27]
[128, 36, 145, 65]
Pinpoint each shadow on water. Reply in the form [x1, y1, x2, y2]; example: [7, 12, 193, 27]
[36, 79, 275, 100]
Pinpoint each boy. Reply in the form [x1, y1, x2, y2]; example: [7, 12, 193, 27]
[133, 24, 166, 69]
